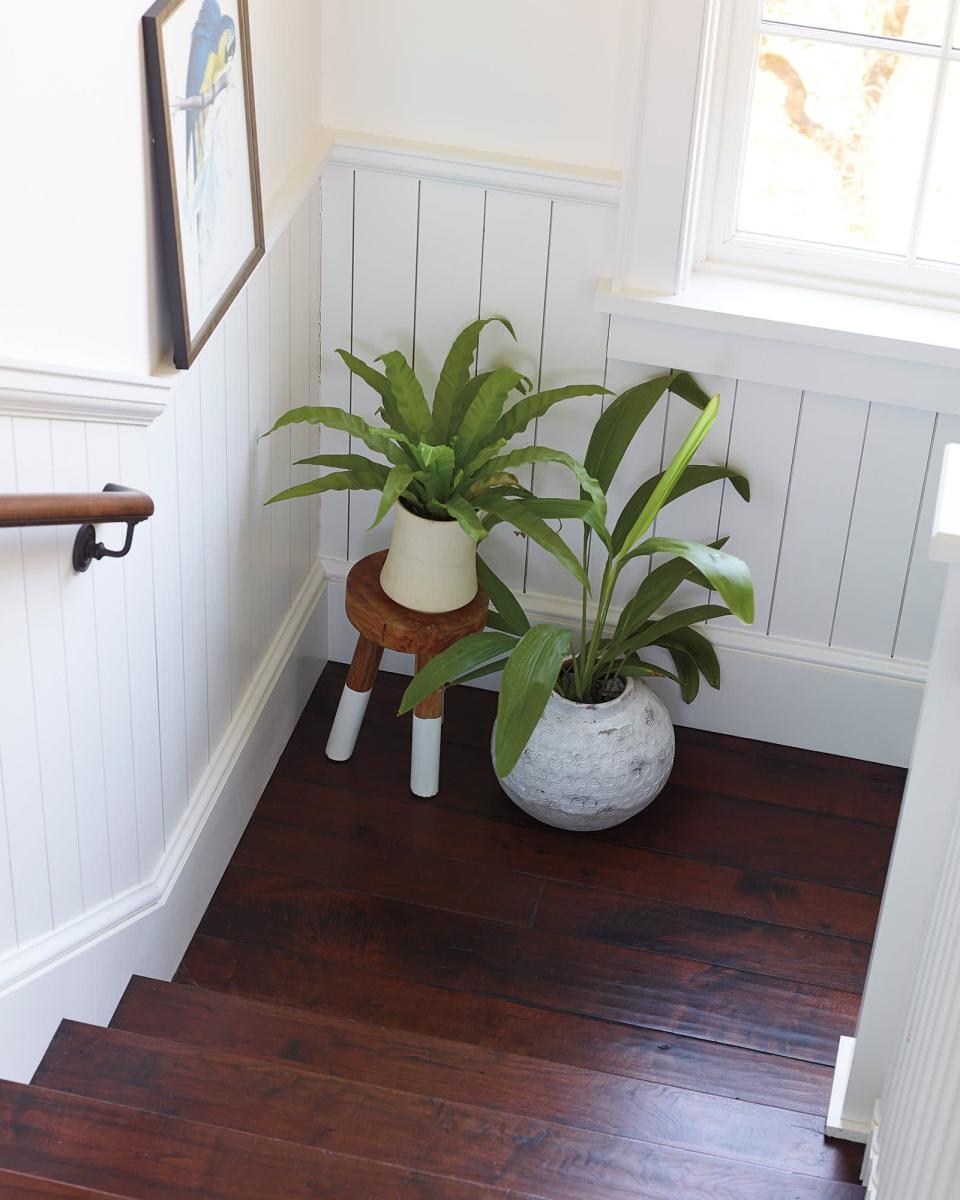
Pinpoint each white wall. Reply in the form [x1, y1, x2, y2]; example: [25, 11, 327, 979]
[0, 184, 325, 1082]
[320, 0, 636, 171]
[0, 0, 323, 378]
[318, 152, 952, 766]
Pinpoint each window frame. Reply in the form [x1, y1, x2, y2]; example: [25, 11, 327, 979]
[694, 0, 960, 307]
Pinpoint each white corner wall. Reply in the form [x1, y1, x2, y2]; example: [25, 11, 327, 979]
[320, 0, 637, 171]
[0, 0, 323, 378]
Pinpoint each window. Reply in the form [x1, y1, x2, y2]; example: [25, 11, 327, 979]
[699, 0, 960, 301]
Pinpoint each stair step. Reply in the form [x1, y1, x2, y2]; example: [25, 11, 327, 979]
[0, 1080, 522, 1200]
[175, 933, 836, 1115]
[107, 975, 859, 1183]
[33, 1020, 863, 1199]
[0, 1172, 126, 1199]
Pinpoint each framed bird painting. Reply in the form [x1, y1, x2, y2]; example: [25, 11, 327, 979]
[143, 0, 264, 368]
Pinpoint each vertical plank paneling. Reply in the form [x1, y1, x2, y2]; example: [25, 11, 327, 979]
[413, 180, 484, 398]
[831, 404, 936, 654]
[199, 328, 232, 754]
[318, 166, 354, 562]
[85, 421, 140, 895]
[269, 229, 293, 632]
[350, 170, 419, 555]
[768, 393, 870, 644]
[894, 414, 960, 661]
[308, 179, 323, 564]
[224, 293, 253, 716]
[653, 377, 737, 609]
[145, 406, 188, 847]
[247, 258, 273, 669]
[0, 767, 18, 953]
[476, 190, 552, 592]
[173, 370, 210, 800]
[51, 420, 113, 902]
[0, 416, 52, 944]
[526, 200, 616, 599]
[12, 418, 83, 927]
[713, 381, 803, 633]
[117, 424, 164, 880]
[289, 201, 313, 599]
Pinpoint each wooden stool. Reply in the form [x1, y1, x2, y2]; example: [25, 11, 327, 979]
[326, 550, 489, 797]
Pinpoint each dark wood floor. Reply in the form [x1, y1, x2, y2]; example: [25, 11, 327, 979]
[2, 661, 903, 1198]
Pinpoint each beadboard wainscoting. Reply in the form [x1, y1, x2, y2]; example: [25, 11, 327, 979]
[318, 151, 958, 767]
[0, 185, 327, 1082]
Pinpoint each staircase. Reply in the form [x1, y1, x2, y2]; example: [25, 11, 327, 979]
[0, 663, 894, 1197]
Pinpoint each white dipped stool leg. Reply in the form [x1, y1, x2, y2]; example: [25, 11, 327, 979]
[326, 686, 372, 761]
[326, 636, 382, 762]
[411, 715, 442, 797]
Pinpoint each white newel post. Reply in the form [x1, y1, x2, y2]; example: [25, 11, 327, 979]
[826, 446, 960, 1193]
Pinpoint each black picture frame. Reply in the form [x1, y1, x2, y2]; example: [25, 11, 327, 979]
[142, 0, 264, 369]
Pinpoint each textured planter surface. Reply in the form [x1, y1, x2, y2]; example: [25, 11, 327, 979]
[494, 678, 675, 831]
[380, 501, 478, 613]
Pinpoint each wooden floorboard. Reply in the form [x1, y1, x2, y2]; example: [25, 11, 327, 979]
[19, 662, 893, 1197]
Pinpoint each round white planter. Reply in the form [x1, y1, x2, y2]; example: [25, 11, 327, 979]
[380, 500, 478, 613]
[494, 678, 675, 831]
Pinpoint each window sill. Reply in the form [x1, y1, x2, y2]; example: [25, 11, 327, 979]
[596, 273, 960, 415]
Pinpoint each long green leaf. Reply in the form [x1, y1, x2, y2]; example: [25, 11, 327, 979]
[619, 660, 680, 684]
[481, 495, 590, 591]
[624, 604, 731, 652]
[442, 495, 488, 543]
[583, 374, 675, 492]
[614, 396, 720, 560]
[398, 632, 519, 714]
[265, 469, 386, 505]
[335, 350, 411, 437]
[622, 536, 754, 624]
[293, 453, 389, 480]
[418, 443, 456, 498]
[477, 556, 530, 636]
[432, 316, 516, 442]
[611, 465, 749, 553]
[494, 625, 571, 778]
[489, 384, 611, 445]
[370, 465, 416, 529]
[663, 645, 700, 703]
[455, 368, 523, 464]
[452, 656, 511, 684]
[668, 371, 713, 412]
[512, 497, 610, 547]
[610, 538, 728, 647]
[263, 405, 407, 464]
[660, 628, 720, 689]
[479, 447, 607, 528]
[377, 351, 432, 437]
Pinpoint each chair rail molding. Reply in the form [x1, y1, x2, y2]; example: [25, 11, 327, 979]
[0, 360, 176, 425]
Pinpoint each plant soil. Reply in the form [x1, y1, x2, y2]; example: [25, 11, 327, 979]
[556, 666, 627, 706]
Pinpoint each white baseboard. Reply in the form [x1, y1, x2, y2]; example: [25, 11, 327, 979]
[322, 556, 922, 767]
[826, 1036, 873, 1143]
[0, 563, 329, 1084]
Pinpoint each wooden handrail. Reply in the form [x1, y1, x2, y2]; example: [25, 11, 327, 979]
[0, 487, 153, 529]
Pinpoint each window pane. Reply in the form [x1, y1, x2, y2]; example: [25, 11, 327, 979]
[738, 35, 937, 254]
[762, 0, 949, 44]
[916, 63, 960, 264]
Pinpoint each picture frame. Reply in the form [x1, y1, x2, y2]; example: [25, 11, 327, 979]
[143, 0, 264, 369]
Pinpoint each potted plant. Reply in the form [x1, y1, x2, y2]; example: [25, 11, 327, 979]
[398, 373, 754, 830]
[264, 316, 608, 613]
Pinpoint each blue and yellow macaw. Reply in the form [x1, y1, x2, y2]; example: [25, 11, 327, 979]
[184, 0, 237, 200]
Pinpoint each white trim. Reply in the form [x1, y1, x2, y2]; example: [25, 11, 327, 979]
[826, 1036, 872, 1142]
[323, 555, 923, 767]
[327, 132, 621, 207]
[0, 562, 328, 1081]
[0, 360, 176, 425]
[930, 443, 960, 564]
[600, 277, 960, 412]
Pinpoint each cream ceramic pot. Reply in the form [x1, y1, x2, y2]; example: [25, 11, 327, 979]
[380, 500, 478, 613]
[494, 677, 675, 830]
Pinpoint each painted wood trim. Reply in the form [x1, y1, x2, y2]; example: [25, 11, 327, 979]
[0, 362, 176, 425]
[328, 135, 622, 206]
[930, 443, 960, 564]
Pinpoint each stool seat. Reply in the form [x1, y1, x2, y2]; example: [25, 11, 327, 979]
[345, 551, 489, 655]
[327, 549, 489, 797]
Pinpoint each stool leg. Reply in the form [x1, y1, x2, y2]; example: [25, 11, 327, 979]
[326, 636, 383, 762]
[411, 652, 443, 797]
